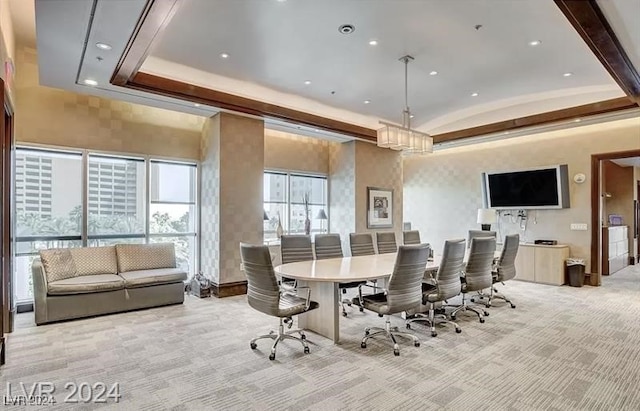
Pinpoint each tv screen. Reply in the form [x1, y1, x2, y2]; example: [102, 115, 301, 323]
[484, 165, 570, 209]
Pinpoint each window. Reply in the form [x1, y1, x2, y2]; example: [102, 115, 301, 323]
[15, 148, 83, 303]
[149, 161, 197, 274]
[13, 147, 199, 305]
[263, 171, 328, 241]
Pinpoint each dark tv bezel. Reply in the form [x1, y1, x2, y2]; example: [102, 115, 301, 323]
[482, 165, 570, 210]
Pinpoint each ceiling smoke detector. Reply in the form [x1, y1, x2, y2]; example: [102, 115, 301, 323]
[338, 24, 355, 34]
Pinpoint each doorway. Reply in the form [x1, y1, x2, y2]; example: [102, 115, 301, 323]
[591, 150, 640, 286]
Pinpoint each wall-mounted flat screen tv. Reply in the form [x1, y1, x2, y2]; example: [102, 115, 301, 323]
[482, 165, 570, 209]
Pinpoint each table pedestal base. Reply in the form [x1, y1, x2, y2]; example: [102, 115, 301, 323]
[297, 280, 340, 343]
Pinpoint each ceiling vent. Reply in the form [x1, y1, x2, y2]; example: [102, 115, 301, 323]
[338, 24, 355, 34]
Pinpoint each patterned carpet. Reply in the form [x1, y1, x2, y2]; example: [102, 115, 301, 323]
[3, 265, 640, 411]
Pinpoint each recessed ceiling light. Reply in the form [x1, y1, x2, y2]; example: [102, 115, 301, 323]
[429, 71, 438, 76]
[83, 79, 98, 86]
[277, 0, 287, 2]
[574, 118, 581, 123]
[304, 80, 312, 85]
[410, 115, 415, 118]
[194, 103, 201, 107]
[363, 100, 370, 104]
[528, 40, 542, 47]
[220, 53, 229, 59]
[471, 92, 479, 97]
[95, 42, 112, 50]
[368, 40, 378, 46]
[563, 72, 573, 77]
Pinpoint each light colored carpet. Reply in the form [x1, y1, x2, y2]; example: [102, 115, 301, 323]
[3, 265, 640, 411]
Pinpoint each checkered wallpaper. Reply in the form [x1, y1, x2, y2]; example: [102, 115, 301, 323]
[200, 113, 264, 284]
[403, 118, 640, 273]
[264, 129, 331, 174]
[329, 141, 357, 255]
[15, 47, 202, 160]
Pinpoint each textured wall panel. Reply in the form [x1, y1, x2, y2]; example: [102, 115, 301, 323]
[329, 141, 356, 255]
[199, 117, 220, 282]
[15, 47, 202, 160]
[404, 117, 640, 272]
[264, 129, 330, 174]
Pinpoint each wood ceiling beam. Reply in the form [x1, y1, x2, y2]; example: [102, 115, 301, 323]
[111, 0, 183, 86]
[555, 0, 640, 104]
[431, 97, 638, 144]
[128, 72, 379, 142]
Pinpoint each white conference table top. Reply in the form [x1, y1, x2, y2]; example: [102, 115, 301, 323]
[274, 252, 440, 282]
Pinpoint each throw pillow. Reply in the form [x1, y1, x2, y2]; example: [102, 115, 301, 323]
[39, 249, 78, 282]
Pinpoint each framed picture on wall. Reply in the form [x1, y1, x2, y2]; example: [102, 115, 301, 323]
[367, 187, 393, 228]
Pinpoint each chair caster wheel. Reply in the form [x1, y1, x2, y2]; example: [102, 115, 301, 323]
[470, 298, 475, 303]
[414, 341, 420, 347]
[359, 307, 364, 312]
[479, 318, 485, 324]
[269, 353, 276, 361]
[431, 331, 437, 337]
[484, 311, 490, 316]
[511, 304, 516, 309]
[485, 304, 491, 309]
[361, 342, 367, 349]
[406, 323, 411, 329]
[250, 342, 257, 349]
[300, 334, 306, 340]
[304, 347, 310, 354]
[347, 302, 352, 307]
[342, 312, 347, 317]
[394, 349, 400, 356]
[364, 330, 370, 336]
[455, 328, 462, 334]
[451, 315, 456, 321]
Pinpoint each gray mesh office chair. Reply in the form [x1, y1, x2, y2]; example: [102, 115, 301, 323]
[349, 233, 375, 256]
[314, 234, 365, 317]
[403, 230, 421, 245]
[354, 244, 429, 356]
[406, 239, 465, 337]
[488, 234, 519, 308]
[449, 237, 496, 323]
[376, 232, 398, 254]
[279, 235, 313, 288]
[240, 243, 319, 361]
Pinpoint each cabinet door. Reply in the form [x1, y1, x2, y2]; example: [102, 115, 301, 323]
[534, 247, 569, 285]
[514, 246, 535, 281]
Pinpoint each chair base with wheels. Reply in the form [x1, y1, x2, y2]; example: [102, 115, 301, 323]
[406, 304, 462, 337]
[471, 284, 516, 309]
[250, 316, 310, 361]
[447, 293, 489, 323]
[360, 315, 420, 356]
[340, 281, 366, 317]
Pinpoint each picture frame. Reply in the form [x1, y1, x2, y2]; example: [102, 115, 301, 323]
[367, 187, 393, 229]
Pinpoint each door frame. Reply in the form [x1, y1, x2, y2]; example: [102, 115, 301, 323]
[591, 149, 640, 286]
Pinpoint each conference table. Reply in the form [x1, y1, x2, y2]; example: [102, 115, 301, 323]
[274, 253, 440, 343]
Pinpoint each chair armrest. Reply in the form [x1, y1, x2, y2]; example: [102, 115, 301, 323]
[357, 282, 386, 307]
[282, 286, 312, 310]
[32, 259, 49, 325]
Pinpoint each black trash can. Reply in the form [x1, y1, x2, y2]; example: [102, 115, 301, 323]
[566, 258, 586, 287]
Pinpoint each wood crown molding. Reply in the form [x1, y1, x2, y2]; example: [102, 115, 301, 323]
[555, 0, 640, 104]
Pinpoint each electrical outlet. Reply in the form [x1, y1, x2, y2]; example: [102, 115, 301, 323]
[570, 223, 588, 231]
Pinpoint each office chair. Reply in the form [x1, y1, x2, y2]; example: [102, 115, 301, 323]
[279, 234, 313, 288]
[354, 244, 429, 356]
[406, 239, 465, 337]
[448, 237, 496, 323]
[403, 230, 421, 245]
[240, 243, 319, 361]
[349, 233, 376, 256]
[376, 231, 398, 254]
[486, 234, 519, 308]
[467, 230, 496, 248]
[314, 234, 365, 317]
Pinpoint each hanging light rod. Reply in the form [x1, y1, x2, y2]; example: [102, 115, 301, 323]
[377, 55, 433, 155]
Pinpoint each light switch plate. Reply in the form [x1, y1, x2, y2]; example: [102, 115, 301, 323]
[570, 223, 588, 231]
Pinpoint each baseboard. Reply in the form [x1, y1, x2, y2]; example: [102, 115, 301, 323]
[16, 302, 34, 313]
[211, 281, 247, 298]
[630, 256, 636, 265]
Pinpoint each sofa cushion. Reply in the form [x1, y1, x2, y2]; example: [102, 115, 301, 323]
[119, 268, 187, 289]
[39, 249, 78, 282]
[116, 243, 176, 273]
[47, 274, 124, 295]
[70, 246, 118, 276]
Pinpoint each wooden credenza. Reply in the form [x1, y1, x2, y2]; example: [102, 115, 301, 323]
[603, 226, 629, 275]
[514, 243, 570, 285]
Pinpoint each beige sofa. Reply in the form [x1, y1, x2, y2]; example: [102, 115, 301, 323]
[32, 243, 187, 325]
